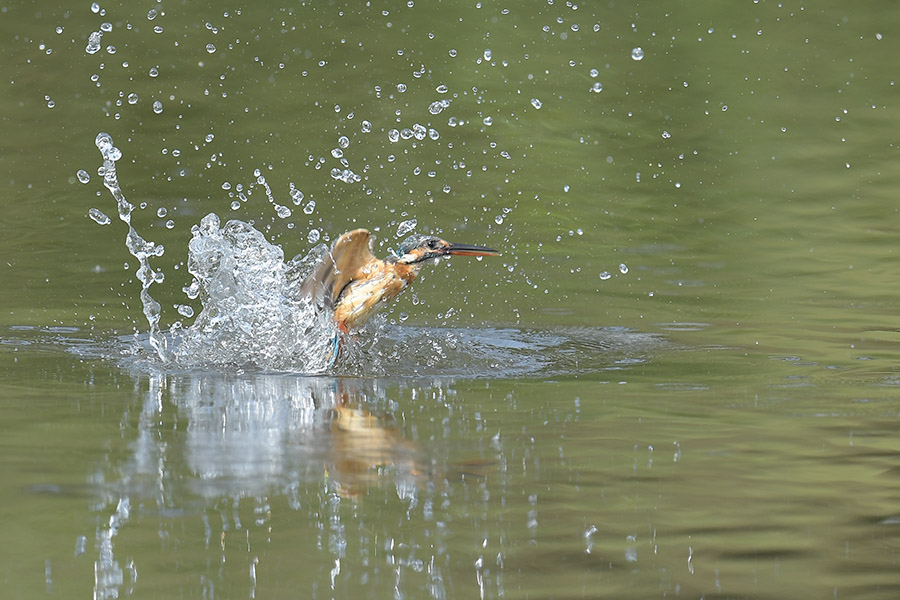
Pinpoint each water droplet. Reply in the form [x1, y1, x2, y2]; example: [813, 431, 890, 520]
[429, 101, 445, 115]
[91, 3, 101, 14]
[85, 31, 102, 54]
[303, 200, 316, 215]
[449, 48, 457, 57]
[275, 205, 292, 219]
[589, 68, 599, 78]
[206, 43, 216, 54]
[165, 219, 175, 229]
[89, 208, 111, 225]
[127, 92, 139, 104]
[176, 304, 194, 318]
[619, 263, 629, 274]
[331, 148, 343, 159]
[388, 129, 400, 143]
[631, 47, 644, 61]
[308, 229, 321, 244]
[483, 49, 492, 61]
[483, 116, 493, 126]
[94, 132, 113, 154]
[290, 187, 305, 205]
[338, 135, 350, 149]
[531, 98, 542, 109]
[396, 219, 417, 237]
[149, 66, 159, 78]
[494, 215, 504, 225]
[157, 207, 167, 218]
[361, 120, 372, 133]
[428, 128, 439, 140]
[147, 8, 158, 20]
[55, 26, 63, 34]
[436, 84, 449, 93]
[76, 169, 91, 183]
[205, 133, 214, 142]
[230, 200, 241, 210]
[397, 83, 407, 93]
[590, 81, 603, 93]
[183, 281, 200, 300]
[599, 271, 611, 280]
[339, 168, 360, 183]
[106, 45, 116, 54]
[661, 130, 671, 139]
[152, 100, 163, 114]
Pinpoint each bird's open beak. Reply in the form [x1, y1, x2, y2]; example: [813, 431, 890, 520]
[443, 243, 501, 257]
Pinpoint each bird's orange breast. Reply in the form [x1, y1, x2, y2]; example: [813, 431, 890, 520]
[333, 262, 419, 330]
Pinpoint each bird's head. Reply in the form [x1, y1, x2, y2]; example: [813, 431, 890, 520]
[389, 234, 500, 265]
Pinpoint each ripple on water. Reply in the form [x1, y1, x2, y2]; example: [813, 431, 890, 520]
[657, 322, 710, 332]
[2, 320, 666, 381]
[24, 211, 667, 376]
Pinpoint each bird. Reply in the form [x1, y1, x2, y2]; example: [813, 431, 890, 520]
[297, 229, 500, 333]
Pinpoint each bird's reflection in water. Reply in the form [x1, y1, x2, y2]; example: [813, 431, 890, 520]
[93, 371, 436, 599]
[326, 389, 422, 498]
[161, 373, 426, 499]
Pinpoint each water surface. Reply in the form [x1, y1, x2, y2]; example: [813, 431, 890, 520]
[2, 1, 900, 598]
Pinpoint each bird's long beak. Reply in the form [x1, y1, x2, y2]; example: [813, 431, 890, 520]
[443, 243, 501, 257]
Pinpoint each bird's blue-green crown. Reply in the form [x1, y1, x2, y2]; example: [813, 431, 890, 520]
[395, 234, 430, 255]
[389, 234, 445, 263]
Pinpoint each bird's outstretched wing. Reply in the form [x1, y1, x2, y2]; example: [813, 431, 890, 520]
[296, 229, 378, 310]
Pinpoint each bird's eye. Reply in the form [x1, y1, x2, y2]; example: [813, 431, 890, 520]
[428, 239, 440, 249]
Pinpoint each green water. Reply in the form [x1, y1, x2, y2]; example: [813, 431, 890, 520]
[3, 1, 900, 597]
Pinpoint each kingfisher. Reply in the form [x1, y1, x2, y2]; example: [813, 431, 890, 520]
[297, 229, 500, 333]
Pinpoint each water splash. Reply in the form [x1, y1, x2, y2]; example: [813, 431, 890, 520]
[94, 132, 168, 361]
[88, 136, 640, 374]
[170, 214, 338, 372]
[89, 135, 371, 372]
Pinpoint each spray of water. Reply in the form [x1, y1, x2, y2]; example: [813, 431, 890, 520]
[171, 213, 339, 372]
[95, 132, 168, 361]
[94, 132, 341, 372]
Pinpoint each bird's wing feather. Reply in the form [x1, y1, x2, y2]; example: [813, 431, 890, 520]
[298, 229, 377, 309]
